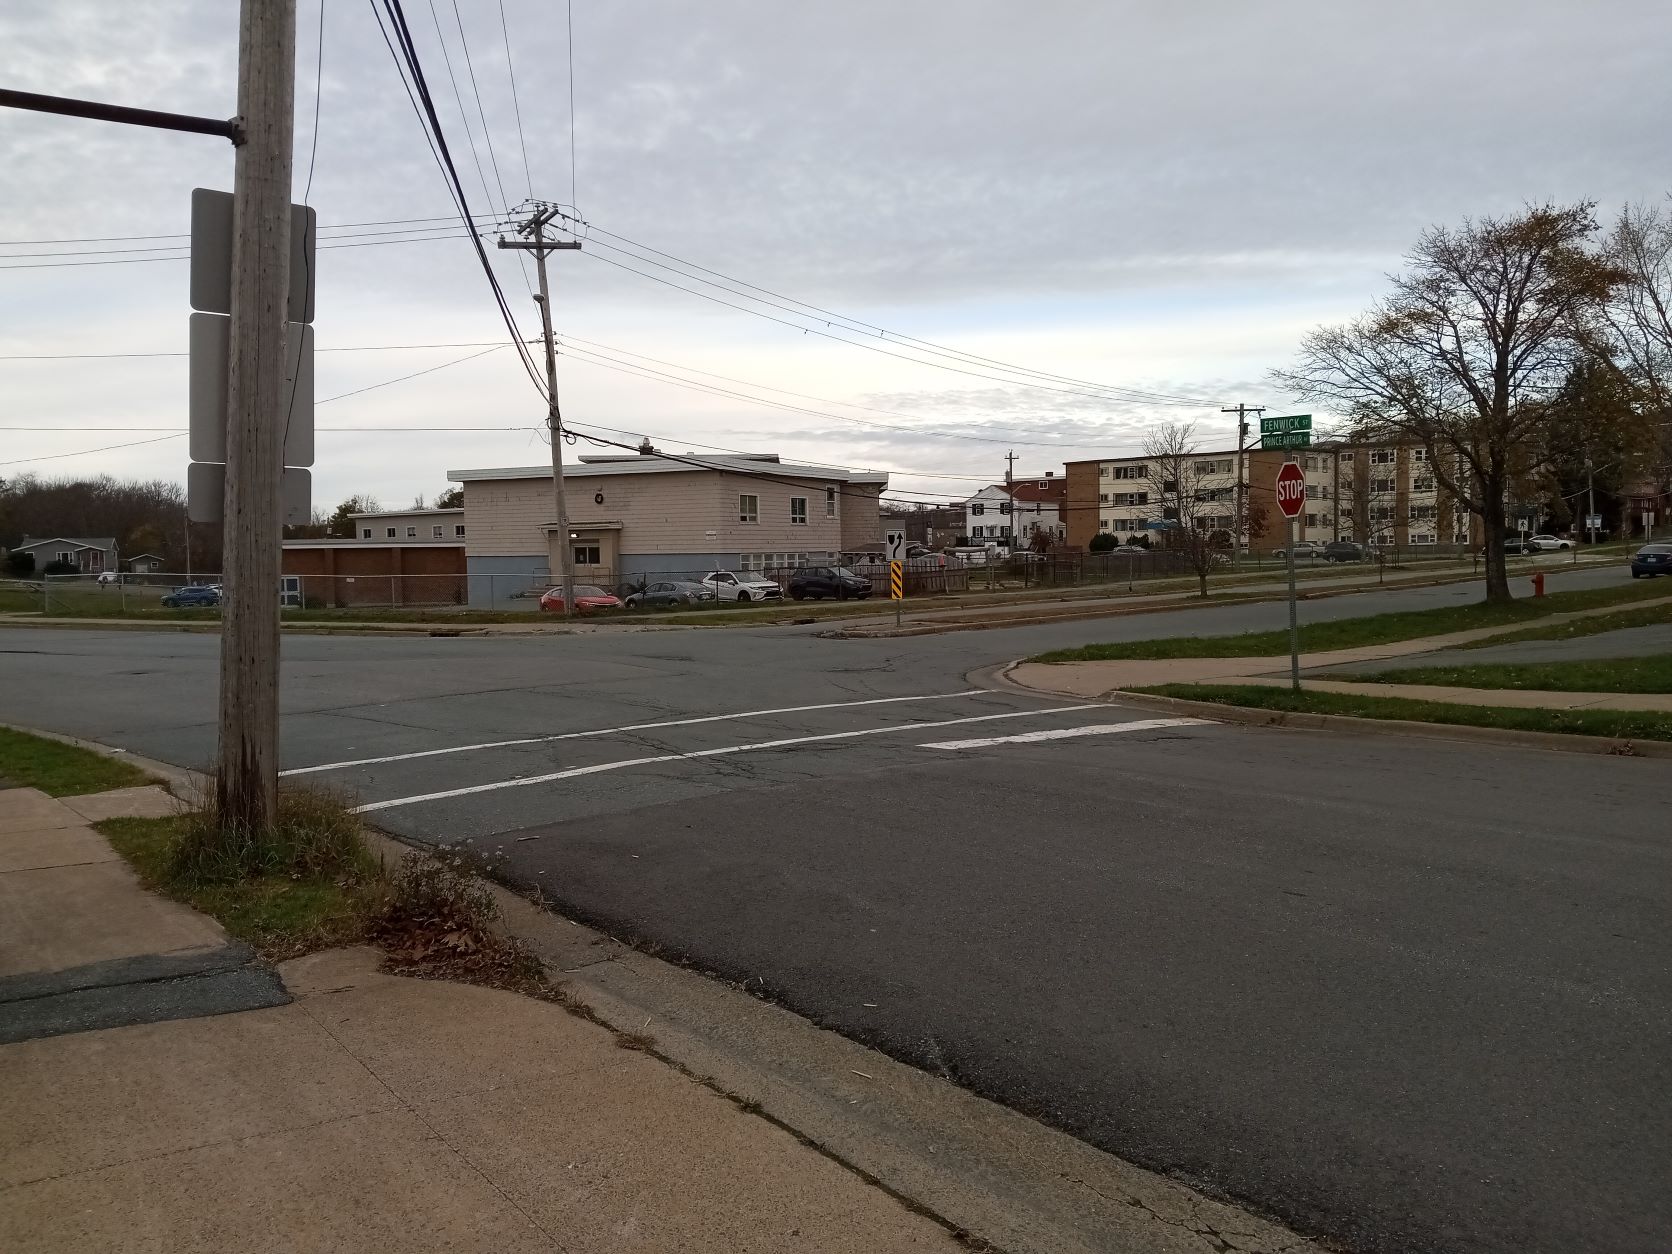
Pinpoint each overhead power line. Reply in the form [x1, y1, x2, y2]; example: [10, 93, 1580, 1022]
[368, 0, 547, 397]
[555, 332, 1137, 449]
[578, 226, 1211, 407]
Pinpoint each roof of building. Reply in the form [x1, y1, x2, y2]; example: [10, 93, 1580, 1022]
[347, 507, 463, 520]
[282, 539, 465, 550]
[447, 452, 887, 486]
[18, 536, 115, 551]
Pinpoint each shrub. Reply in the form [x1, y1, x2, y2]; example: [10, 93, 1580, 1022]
[41, 558, 78, 576]
[1089, 532, 1118, 552]
[168, 781, 376, 885]
[4, 551, 35, 577]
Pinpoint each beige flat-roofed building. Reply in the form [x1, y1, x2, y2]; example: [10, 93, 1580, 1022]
[448, 451, 886, 605]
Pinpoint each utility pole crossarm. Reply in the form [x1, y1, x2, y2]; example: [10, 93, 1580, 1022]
[496, 240, 582, 251]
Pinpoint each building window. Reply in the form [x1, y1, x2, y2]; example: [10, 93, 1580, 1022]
[361, 528, 372, 539]
[1340, 451, 1354, 463]
[972, 502, 985, 516]
[1412, 449, 1427, 463]
[1099, 519, 1111, 532]
[1305, 513, 1319, 528]
[1413, 476, 1435, 492]
[573, 544, 601, 565]
[1371, 449, 1396, 465]
[1099, 492, 1110, 503]
[432, 525, 444, 539]
[738, 494, 759, 524]
[1037, 480, 1048, 489]
[1112, 464, 1148, 480]
[1411, 533, 1435, 544]
[1372, 477, 1396, 494]
[1410, 505, 1436, 521]
[790, 496, 808, 525]
[826, 486, 836, 517]
[1306, 484, 1319, 499]
[455, 525, 466, 538]
[386, 527, 397, 538]
[1194, 458, 1231, 475]
[406, 526, 417, 538]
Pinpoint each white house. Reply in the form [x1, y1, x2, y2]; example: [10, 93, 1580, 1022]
[962, 485, 1013, 545]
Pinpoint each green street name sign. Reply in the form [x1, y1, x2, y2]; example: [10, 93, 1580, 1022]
[1260, 431, 1312, 449]
[1260, 413, 1312, 435]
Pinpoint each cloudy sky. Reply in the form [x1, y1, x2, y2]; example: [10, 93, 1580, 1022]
[3, 0, 1669, 510]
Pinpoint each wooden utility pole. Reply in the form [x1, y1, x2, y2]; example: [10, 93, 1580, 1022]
[499, 206, 581, 618]
[217, 0, 296, 831]
[1223, 403, 1264, 553]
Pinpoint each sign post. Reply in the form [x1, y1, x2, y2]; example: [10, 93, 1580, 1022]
[885, 530, 906, 627]
[1274, 461, 1308, 692]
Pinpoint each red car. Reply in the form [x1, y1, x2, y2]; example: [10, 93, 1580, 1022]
[538, 583, 624, 614]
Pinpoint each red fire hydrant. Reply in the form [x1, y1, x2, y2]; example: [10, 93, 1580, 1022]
[1531, 570, 1546, 598]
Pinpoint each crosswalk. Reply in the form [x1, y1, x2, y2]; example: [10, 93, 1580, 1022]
[281, 690, 1222, 830]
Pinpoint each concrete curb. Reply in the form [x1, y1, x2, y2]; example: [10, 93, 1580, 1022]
[980, 661, 1672, 761]
[354, 824, 1325, 1254]
[0, 721, 204, 795]
[821, 565, 1593, 639]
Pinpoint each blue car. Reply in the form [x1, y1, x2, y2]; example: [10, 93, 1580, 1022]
[1629, 544, 1672, 578]
[161, 585, 222, 608]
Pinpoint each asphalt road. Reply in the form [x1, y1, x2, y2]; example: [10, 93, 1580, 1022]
[3, 562, 1668, 1254]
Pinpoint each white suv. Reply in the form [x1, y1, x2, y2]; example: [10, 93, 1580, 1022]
[1525, 534, 1573, 552]
[701, 571, 783, 602]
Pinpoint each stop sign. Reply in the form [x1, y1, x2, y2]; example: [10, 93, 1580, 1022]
[1274, 461, 1307, 519]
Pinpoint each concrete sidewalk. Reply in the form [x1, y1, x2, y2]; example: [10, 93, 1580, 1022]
[0, 786, 962, 1251]
[3, 946, 961, 1253]
[1010, 594, 1672, 711]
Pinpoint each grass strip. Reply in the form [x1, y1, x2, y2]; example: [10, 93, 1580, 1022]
[1454, 597, 1672, 649]
[1030, 580, 1670, 663]
[1135, 683, 1672, 743]
[0, 726, 154, 796]
[1358, 655, 1672, 694]
[98, 813, 384, 959]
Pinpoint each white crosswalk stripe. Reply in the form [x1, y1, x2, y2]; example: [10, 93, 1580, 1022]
[919, 718, 1213, 749]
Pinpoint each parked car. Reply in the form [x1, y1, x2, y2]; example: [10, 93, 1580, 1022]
[1321, 540, 1367, 563]
[96, 571, 119, 586]
[1109, 544, 1149, 555]
[1525, 534, 1573, 552]
[624, 580, 715, 608]
[700, 570, 783, 602]
[161, 585, 221, 608]
[539, 584, 624, 614]
[788, 565, 872, 600]
[1270, 541, 1325, 560]
[1490, 537, 1534, 555]
[1629, 543, 1672, 578]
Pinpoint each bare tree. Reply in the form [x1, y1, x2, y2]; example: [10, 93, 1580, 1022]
[1600, 202, 1672, 504]
[1272, 204, 1622, 603]
[1143, 422, 1232, 597]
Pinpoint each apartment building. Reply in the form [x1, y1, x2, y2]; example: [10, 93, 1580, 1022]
[1066, 442, 1482, 553]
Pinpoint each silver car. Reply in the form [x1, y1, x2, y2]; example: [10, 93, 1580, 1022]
[624, 580, 716, 608]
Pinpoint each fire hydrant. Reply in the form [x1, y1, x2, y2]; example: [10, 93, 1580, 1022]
[1531, 570, 1546, 598]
